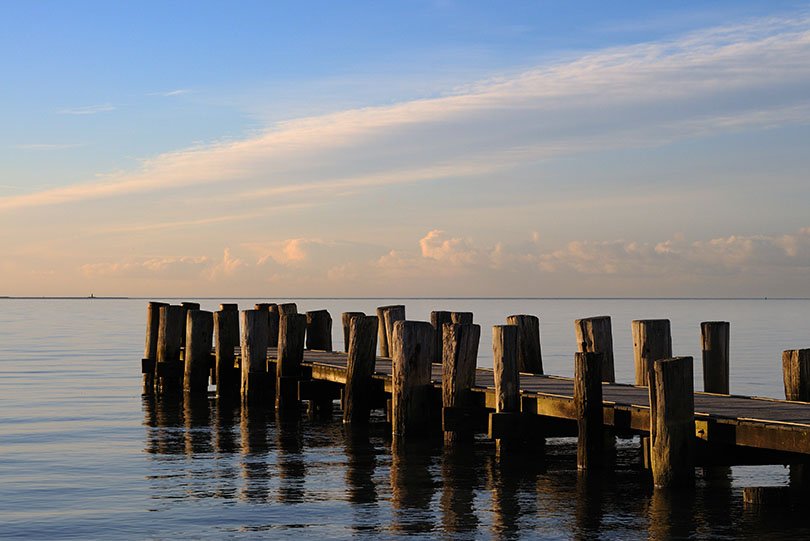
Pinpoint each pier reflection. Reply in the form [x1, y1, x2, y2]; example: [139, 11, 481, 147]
[240, 404, 270, 502]
[390, 440, 436, 534]
[276, 411, 307, 504]
[441, 445, 480, 534]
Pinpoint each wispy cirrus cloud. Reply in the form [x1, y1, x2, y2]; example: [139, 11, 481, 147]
[57, 103, 115, 115]
[148, 89, 191, 97]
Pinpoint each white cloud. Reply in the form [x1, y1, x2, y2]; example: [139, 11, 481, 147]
[57, 104, 115, 115]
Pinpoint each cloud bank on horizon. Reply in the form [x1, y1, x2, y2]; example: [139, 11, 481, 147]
[1, 6, 809, 297]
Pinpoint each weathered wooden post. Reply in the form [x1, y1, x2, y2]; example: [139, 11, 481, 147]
[276, 313, 307, 410]
[240, 309, 270, 406]
[341, 312, 364, 352]
[378, 305, 406, 358]
[390, 320, 434, 439]
[214, 304, 240, 399]
[649, 356, 695, 488]
[442, 323, 481, 444]
[179, 302, 201, 348]
[451, 312, 473, 325]
[506, 314, 543, 374]
[702, 321, 730, 394]
[142, 301, 168, 394]
[156, 304, 184, 394]
[783, 349, 810, 401]
[574, 316, 615, 383]
[631, 319, 672, 386]
[575, 351, 604, 469]
[343, 315, 379, 424]
[489, 325, 521, 454]
[268, 304, 280, 347]
[184, 310, 213, 395]
[305, 309, 332, 351]
[430, 311, 452, 363]
[279, 303, 298, 315]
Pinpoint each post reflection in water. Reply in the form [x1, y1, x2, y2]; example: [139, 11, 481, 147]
[390, 440, 436, 534]
[240, 404, 270, 503]
[647, 487, 696, 541]
[184, 394, 212, 456]
[275, 411, 307, 504]
[143, 394, 185, 456]
[440, 445, 480, 534]
[574, 470, 604, 541]
[487, 454, 522, 540]
[211, 400, 240, 501]
[344, 425, 381, 534]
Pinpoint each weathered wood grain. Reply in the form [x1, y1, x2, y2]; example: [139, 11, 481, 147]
[390, 320, 434, 439]
[574, 316, 615, 383]
[632, 319, 671, 386]
[341, 312, 365, 353]
[784, 349, 810, 401]
[184, 310, 213, 395]
[240, 309, 269, 405]
[442, 322, 481, 443]
[343, 315, 378, 424]
[506, 314, 543, 374]
[702, 321, 730, 394]
[276, 313, 307, 409]
[305, 309, 333, 351]
[214, 307, 240, 399]
[574, 351, 604, 470]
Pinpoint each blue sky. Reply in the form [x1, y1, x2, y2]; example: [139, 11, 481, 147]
[1, 1, 809, 296]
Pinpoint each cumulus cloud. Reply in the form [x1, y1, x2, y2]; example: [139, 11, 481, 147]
[419, 230, 478, 264]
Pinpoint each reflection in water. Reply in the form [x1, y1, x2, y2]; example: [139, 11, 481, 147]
[648, 487, 696, 541]
[574, 470, 604, 541]
[240, 404, 270, 502]
[441, 445, 479, 534]
[212, 401, 239, 500]
[390, 440, 436, 534]
[488, 454, 522, 540]
[276, 411, 307, 504]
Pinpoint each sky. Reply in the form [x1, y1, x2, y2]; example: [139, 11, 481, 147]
[1, 1, 810, 297]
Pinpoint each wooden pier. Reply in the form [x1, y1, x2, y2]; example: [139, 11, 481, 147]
[141, 301, 810, 493]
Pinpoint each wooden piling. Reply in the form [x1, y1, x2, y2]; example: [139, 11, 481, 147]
[430, 311, 452, 363]
[268, 304, 280, 347]
[240, 309, 270, 406]
[450, 312, 473, 325]
[214, 305, 240, 399]
[442, 323, 481, 444]
[783, 349, 810, 401]
[574, 351, 604, 470]
[490, 325, 521, 454]
[631, 319, 672, 386]
[649, 356, 695, 488]
[276, 313, 307, 410]
[506, 314, 543, 374]
[156, 304, 184, 394]
[341, 312, 365, 352]
[574, 316, 615, 383]
[701, 321, 730, 394]
[184, 310, 214, 395]
[390, 320, 434, 439]
[305, 309, 333, 351]
[279, 303, 298, 315]
[179, 302, 200, 347]
[377, 305, 405, 358]
[142, 301, 168, 394]
[342, 315, 379, 424]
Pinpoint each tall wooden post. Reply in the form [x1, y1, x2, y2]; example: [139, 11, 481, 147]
[442, 323, 481, 444]
[142, 301, 168, 394]
[341, 312, 365, 352]
[430, 311, 452, 363]
[276, 313, 307, 410]
[490, 325, 520, 454]
[156, 304, 184, 394]
[268, 304, 280, 348]
[783, 349, 810, 401]
[390, 320, 434, 439]
[240, 309, 270, 406]
[305, 309, 333, 351]
[649, 356, 695, 488]
[575, 351, 604, 470]
[631, 319, 672, 386]
[451, 312, 473, 325]
[378, 305, 406, 358]
[574, 316, 615, 383]
[179, 302, 201, 348]
[214, 304, 240, 399]
[184, 310, 213, 395]
[506, 314, 543, 374]
[701, 321, 730, 394]
[343, 315, 379, 424]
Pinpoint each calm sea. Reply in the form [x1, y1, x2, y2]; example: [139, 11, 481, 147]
[1, 298, 809, 540]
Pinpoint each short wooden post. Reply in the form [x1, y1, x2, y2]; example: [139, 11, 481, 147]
[390, 320, 434, 439]
[506, 314, 543, 374]
[240, 309, 270, 406]
[341, 312, 364, 352]
[430, 311, 452, 363]
[783, 349, 810, 401]
[450, 312, 473, 325]
[276, 313, 307, 410]
[279, 303, 298, 315]
[701, 321, 730, 394]
[305, 309, 333, 351]
[649, 356, 695, 488]
[179, 302, 201, 347]
[574, 316, 615, 383]
[575, 351, 604, 469]
[214, 305, 240, 399]
[442, 323, 481, 444]
[184, 310, 213, 395]
[156, 304, 184, 394]
[490, 325, 521, 454]
[142, 301, 168, 394]
[632, 319, 672, 386]
[343, 315, 379, 424]
[378, 305, 406, 358]
[268, 304, 280, 347]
